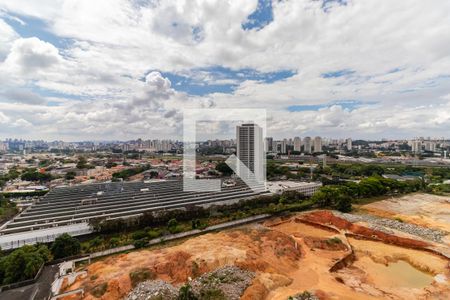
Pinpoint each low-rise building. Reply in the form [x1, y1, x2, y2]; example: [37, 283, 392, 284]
[266, 181, 322, 196]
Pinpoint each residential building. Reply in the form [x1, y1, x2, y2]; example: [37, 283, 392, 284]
[424, 141, 436, 152]
[313, 136, 322, 153]
[346, 138, 352, 150]
[293, 137, 301, 152]
[303, 137, 312, 153]
[411, 140, 422, 154]
[236, 123, 264, 181]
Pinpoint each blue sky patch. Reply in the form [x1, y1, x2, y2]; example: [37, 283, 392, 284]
[321, 0, 348, 12]
[321, 69, 355, 78]
[287, 100, 375, 112]
[3, 13, 71, 48]
[158, 66, 296, 96]
[242, 0, 273, 31]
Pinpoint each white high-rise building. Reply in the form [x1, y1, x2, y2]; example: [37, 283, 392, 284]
[346, 138, 352, 150]
[236, 123, 264, 181]
[314, 136, 322, 153]
[411, 140, 422, 154]
[424, 141, 436, 152]
[293, 137, 301, 152]
[303, 137, 312, 153]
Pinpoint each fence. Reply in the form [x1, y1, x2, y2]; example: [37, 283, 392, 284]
[0, 228, 92, 250]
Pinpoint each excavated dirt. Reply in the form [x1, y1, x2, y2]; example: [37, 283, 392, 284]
[60, 197, 450, 300]
[361, 193, 450, 239]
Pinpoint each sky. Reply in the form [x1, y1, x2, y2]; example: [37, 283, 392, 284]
[0, 0, 449, 141]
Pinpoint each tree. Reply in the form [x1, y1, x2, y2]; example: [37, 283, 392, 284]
[65, 171, 76, 180]
[50, 233, 81, 259]
[21, 171, 52, 182]
[335, 196, 352, 212]
[215, 162, 233, 176]
[0, 245, 51, 284]
[77, 156, 87, 169]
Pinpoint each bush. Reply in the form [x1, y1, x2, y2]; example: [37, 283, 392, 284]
[91, 282, 108, 298]
[199, 288, 226, 300]
[129, 267, 155, 287]
[326, 237, 342, 245]
[133, 238, 148, 249]
[89, 236, 104, 251]
[131, 230, 147, 241]
[167, 218, 178, 229]
[109, 237, 120, 248]
[177, 283, 198, 300]
[147, 229, 162, 239]
[51, 233, 81, 259]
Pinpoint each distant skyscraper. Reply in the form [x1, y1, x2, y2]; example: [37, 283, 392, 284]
[282, 139, 287, 154]
[424, 141, 436, 152]
[411, 140, 422, 154]
[293, 137, 301, 152]
[303, 137, 312, 153]
[265, 137, 273, 152]
[346, 138, 352, 150]
[314, 136, 322, 153]
[236, 123, 264, 180]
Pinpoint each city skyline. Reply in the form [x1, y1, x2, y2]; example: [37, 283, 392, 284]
[1, 0, 450, 140]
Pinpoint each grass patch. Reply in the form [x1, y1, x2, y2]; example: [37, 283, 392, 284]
[199, 287, 227, 300]
[326, 237, 342, 245]
[90, 274, 98, 281]
[129, 267, 156, 287]
[91, 282, 108, 298]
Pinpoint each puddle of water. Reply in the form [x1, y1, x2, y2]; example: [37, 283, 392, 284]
[356, 256, 434, 289]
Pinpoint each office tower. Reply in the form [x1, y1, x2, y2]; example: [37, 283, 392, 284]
[314, 136, 322, 153]
[346, 138, 352, 150]
[303, 137, 312, 153]
[293, 137, 301, 152]
[411, 140, 422, 154]
[265, 137, 273, 152]
[236, 123, 264, 180]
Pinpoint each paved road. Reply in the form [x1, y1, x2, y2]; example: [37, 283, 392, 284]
[0, 265, 59, 300]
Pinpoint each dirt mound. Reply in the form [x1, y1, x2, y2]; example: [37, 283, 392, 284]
[125, 280, 178, 300]
[64, 224, 301, 299]
[299, 210, 431, 250]
[190, 265, 255, 300]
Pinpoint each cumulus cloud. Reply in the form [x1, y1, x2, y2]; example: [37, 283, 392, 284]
[0, 89, 46, 105]
[4, 37, 61, 73]
[0, 0, 449, 140]
[0, 111, 10, 124]
[0, 18, 18, 59]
